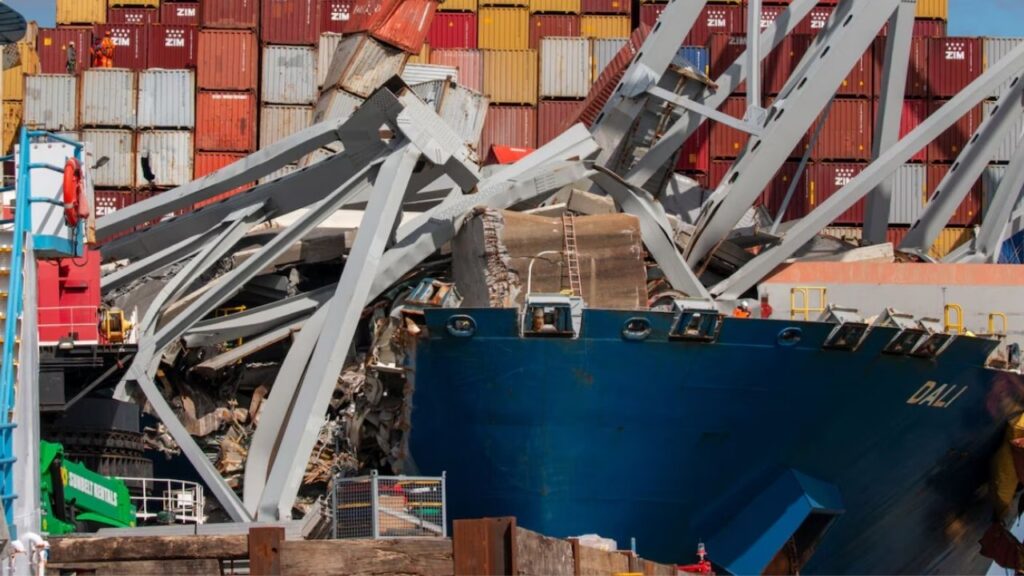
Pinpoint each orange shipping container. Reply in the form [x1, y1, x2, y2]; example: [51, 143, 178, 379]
[262, 0, 320, 46]
[197, 30, 258, 92]
[483, 49, 537, 104]
[371, 0, 439, 55]
[196, 92, 258, 152]
[193, 152, 252, 209]
[580, 15, 630, 39]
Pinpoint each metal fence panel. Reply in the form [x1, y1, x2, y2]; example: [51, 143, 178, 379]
[333, 472, 446, 540]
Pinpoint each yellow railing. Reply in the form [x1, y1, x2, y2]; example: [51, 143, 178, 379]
[790, 287, 826, 320]
[944, 304, 964, 335]
[989, 312, 1008, 336]
[216, 305, 247, 348]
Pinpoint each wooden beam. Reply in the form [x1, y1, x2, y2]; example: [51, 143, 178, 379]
[249, 526, 285, 575]
[48, 558, 222, 575]
[516, 528, 573, 576]
[49, 535, 249, 563]
[278, 539, 453, 576]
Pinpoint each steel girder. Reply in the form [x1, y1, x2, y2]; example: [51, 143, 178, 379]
[685, 0, 900, 268]
[101, 227, 225, 292]
[900, 74, 1024, 255]
[862, 0, 917, 244]
[957, 131, 1024, 263]
[710, 40, 1024, 300]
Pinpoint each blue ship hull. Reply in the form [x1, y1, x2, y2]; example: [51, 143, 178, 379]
[408, 308, 1024, 574]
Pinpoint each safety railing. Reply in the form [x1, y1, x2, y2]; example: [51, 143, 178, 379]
[944, 303, 964, 335]
[37, 305, 101, 345]
[119, 477, 207, 525]
[332, 471, 446, 539]
[989, 312, 1008, 336]
[790, 287, 827, 320]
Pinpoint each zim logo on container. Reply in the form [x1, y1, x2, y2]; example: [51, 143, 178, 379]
[707, 10, 726, 28]
[176, 7, 197, 17]
[833, 167, 857, 187]
[906, 381, 968, 408]
[945, 42, 966, 60]
[331, 6, 351, 21]
[165, 29, 186, 48]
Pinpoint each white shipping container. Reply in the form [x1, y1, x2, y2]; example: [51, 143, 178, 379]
[886, 164, 928, 225]
[313, 88, 364, 124]
[137, 131, 193, 188]
[262, 46, 318, 105]
[138, 70, 196, 129]
[413, 80, 488, 158]
[81, 129, 134, 188]
[402, 64, 459, 86]
[984, 37, 1024, 100]
[260, 105, 314, 149]
[983, 100, 1024, 164]
[540, 37, 590, 98]
[323, 34, 408, 98]
[81, 69, 136, 128]
[591, 37, 627, 80]
[24, 75, 77, 131]
[318, 33, 345, 88]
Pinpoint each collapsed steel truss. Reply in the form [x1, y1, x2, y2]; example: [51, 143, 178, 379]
[91, 0, 1024, 519]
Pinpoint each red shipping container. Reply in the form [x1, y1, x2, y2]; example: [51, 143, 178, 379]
[202, 0, 259, 30]
[875, 35, 928, 98]
[686, 5, 744, 47]
[482, 105, 537, 158]
[567, 24, 649, 130]
[261, 0, 320, 46]
[193, 152, 251, 208]
[709, 160, 808, 221]
[428, 13, 477, 50]
[37, 249, 101, 345]
[707, 33, 747, 92]
[676, 122, 710, 174]
[764, 34, 811, 96]
[925, 163, 983, 226]
[196, 91, 257, 152]
[161, 2, 201, 26]
[813, 98, 872, 161]
[148, 25, 198, 69]
[369, 0, 437, 54]
[94, 24, 148, 71]
[710, 96, 749, 159]
[538, 100, 582, 146]
[838, 42, 874, 98]
[639, 4, 661, 29]
[927, 101, 981, 163]
[37, 27, 93, 75]
[794, 6, 832, 36]
[530, 15, 579, 50]
[880, 18, 948, 38]
[928, 37, 982, 99]
[343, 0, 396, 33]
[108, 8, 159, 25]
[429, 49, 483, 92]
[806, 162, 868, 224]
[197, 30, 258, 91]
[758, 5, 785, 31]
[320, 0, 353, 33]
[93, 189, 135, 219]
[678, 171, 708, 189]
[581, 0, 630, 16]
[879, 98, 929, 163]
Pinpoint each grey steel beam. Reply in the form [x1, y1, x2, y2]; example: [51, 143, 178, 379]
[624, 0, 819, 188]
[591, 169, 710, 298]
[258, 143, 421, 520]
[685, 0, 900, 268]
[900, 74, 1024, 255]
[746, 0, 763, 120]
[649, 88, 764, 136]
[970, 131, 1024, 262]
[771, 99, 832, 234]
[101, 227, 223, 292]
[710, 40, 1024, 300]
[862, 0, 917, 244]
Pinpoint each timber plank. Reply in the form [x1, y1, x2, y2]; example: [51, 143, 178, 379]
[48, 558, 222, 574]
[515, 528, 573, 576]
[279, 538, 453, 576]
[570, 541, 629, 575]
[50, 535, 249, 562]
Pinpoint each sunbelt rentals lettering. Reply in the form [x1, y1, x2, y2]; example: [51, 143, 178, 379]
[66, 471, 119, 507]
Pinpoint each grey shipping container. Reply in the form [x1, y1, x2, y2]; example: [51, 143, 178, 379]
[260, 105, 313, 149]
[886, 164, 927, 225]
[412, 80, 488, 159]
[540, 37, 591, 98]
[591, 37, 627, 80]
[24, 75, 77, 131]
[313, 88, 364, 124]
[984, 37, 1024, 99]
[983, 100, 1024, 164]
[318, 33, 345, 88]
[982, 164, 1024, 215]
[137, 130, 193, 187]
[262, 45, 318, 105]
[402, 64, 459, 85]
[81, 69, 137, 128]
[81, 129, 135, 188]
[138, 69, 196, 129]
[322, 34, 408, 99]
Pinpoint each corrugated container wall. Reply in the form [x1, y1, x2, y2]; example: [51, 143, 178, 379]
[193, 152, 251, 209]
[198, 31, 258, 91]
[925, 163, 983, 225]
[138, 70, 195, 129]
[402, 64, 459, 85]
[929, 228, 972, 259]
[887, 164, 928, 225]
[580, 16, 629, 39]
[320, 0, 351, 33]
[262, 0, 320, 46]
[567, 24, 648, 129]
[137, 131, 193, 187]
[371, 0, 438, 54]
[813, 98, 872, 161]
[806, 163, 869, 224]
[928, 37, 982, 98]
[318, 34, 345, 88]
[894, 98, 929, 163]
[2, 103, 22, 155]
[429, 13, 478, 49]
[108, 0, 159, 7]
[981, 165, 1024, 215]
[202, 0, 260, 29]
[795, 6, 832, 36]
[196, 91, 258, 152]
[24, 75, 77, 131]
[928, 101, 981, 163]
[260, 106, 314, 149]
[478, 8, 529, 51]
[4, 42, 40, 101]
[530, 15, 579, 50]
[57, 0, 106, 25]
[539, 37, 590, 99]
[94, 24, 148, 71]
[161, 2, 201, 26]
[710, 96, 749, 159]
[878, 35, 928, 98]
[430, 49, 483, 92]
[313, 88, 364, 123]
[538, 99, 581, 146]
[916, 0, 948, 20]
[984, 37, 1024, 100]
[81, 129, 134, 188]
[93, 190, 134, 218]
[983, 100, 1024, 164]
[81, 69, 137, 128]
[262, 46, 318, 105]
[108, 8, 158, 25]
[591, 38, 625, 79]
[342, 0, 398, 33]
[765, 35, 811, 95]
[322, 34, 409, 98]
[677, 123, 710, 174]
[529, 0, 580, 14]
[148, 25, 199, 69]
[686, 5, 744, 46]
[483, 49, 538, 104]
[679, 46, 708, 77]
[481, 105, 537, 154]
[37, 28, 93, 75]
[438, 0, 476, 11]
[581, 0, 629, 15]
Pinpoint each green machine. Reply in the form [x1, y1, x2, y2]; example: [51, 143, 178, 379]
[39, 440, 137, 535]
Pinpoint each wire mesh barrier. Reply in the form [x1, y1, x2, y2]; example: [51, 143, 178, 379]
[332, 471, 446, 539]
[119, 477, 207, 525]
